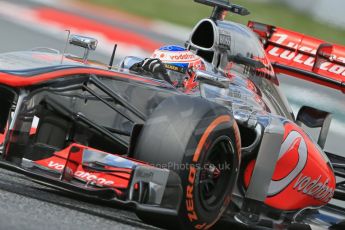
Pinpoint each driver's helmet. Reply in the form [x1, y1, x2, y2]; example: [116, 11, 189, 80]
[151, 45, 205, 90]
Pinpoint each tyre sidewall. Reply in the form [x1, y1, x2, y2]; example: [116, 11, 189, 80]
[178, 113, 240, 229]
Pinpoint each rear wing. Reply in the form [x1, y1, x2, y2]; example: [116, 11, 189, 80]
[248, 21, 345, 93]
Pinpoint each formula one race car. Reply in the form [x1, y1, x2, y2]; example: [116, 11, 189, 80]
[0, 0, 344, 229]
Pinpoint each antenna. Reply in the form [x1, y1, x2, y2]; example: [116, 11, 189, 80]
[61, 30, 71, 64]
[194, 0, 250, 21]
[108, 44, 117, 70]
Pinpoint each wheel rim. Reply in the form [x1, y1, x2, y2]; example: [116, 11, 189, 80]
[198, 137, 235, 211]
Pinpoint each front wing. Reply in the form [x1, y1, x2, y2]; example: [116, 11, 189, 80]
[0, 143, 182, 216]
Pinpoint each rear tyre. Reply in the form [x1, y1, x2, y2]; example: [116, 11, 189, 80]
[134, 95, 241, 229]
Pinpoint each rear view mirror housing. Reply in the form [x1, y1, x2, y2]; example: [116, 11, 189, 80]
[68, 35, 98, 63]
[228, 53, 265, 69]
[195, 70, 231, 89]
[119, 56, 144, 69]
[69, 35, 98, 50]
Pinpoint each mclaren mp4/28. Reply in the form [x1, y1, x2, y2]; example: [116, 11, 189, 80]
[0, 0, 344, 229]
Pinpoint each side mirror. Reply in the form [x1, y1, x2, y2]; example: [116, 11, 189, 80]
[69, 35, 98, 63]
[296, 106, 332, 149]
[195, 70, 230, 89]
[69, 35, 98, 50]
[228, 53, 265, 69]
[119, 56, 144, 69]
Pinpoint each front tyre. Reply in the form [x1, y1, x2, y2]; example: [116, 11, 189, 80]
[134, 95, 241, 229]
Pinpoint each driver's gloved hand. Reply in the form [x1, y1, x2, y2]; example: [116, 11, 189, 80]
[129, 58, 173, 84]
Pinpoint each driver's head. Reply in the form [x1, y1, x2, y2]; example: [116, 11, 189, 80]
[151, 45, 205, 90]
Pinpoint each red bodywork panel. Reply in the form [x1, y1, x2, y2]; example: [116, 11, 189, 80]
[248, 21, 345, 93]
[0, 67, 161, 87]
[244, 121, 336, 211]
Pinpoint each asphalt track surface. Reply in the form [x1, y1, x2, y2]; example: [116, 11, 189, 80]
[0, 168, 160, 230]
[0, 0, 344, 229]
